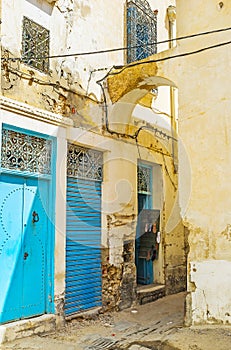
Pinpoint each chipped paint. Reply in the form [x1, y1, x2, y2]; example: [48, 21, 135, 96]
[107, 213, 136, 228]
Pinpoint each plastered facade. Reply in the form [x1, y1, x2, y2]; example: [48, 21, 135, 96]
[0, 0, 186, 336]
[175, 0, 231, 325]
[103, 0, 231, 325]
[150, 0, 231, 325]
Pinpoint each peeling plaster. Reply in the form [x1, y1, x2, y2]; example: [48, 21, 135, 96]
[222, 224, 231, 241]
[107, 62, 158, 104]
[56, 0, 74, 13]
[1, 0, 186, 317]
[107, 213, 135, 228]
[57, 59, 82, 88]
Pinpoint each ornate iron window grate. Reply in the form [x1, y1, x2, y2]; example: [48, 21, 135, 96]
[22, 16, 49, 73]
[137, 165, 151, 193]
[127, 0, 157, 63]
[1, 128, 52, 175]
[67, 144, 103, 181]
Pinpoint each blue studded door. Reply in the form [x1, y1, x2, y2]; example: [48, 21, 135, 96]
[0, 174, 49, 323]
[22, 177, 49, 319]
[0, 127, 54, 324]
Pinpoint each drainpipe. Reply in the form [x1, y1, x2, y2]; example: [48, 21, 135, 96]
[167, 5, 177, 172]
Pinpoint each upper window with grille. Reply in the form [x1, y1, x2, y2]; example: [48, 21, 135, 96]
[126, 0, 157, 63]
[137, 164, 152, 195]
[22, 16, 49, 73]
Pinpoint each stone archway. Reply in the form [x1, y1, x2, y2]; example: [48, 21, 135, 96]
[106, 61, 177, 132]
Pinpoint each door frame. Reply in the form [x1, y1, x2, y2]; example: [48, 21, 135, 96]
[0, 123, 56, 316]
[136, 162, 154, 285]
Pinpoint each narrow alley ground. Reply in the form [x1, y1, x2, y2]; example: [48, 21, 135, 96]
[1, 292, 231, 350]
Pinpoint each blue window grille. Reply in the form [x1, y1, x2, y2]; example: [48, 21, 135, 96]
[127, 0, 157, 63]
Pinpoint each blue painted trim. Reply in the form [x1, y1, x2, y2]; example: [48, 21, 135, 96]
[2, 123, 54, 142]
[0, 168, 52, 180]
[1, 123, 56, 315]
[47, 134, 56, 314]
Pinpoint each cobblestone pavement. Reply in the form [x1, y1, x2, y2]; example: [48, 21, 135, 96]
[1, 293, 231, 350]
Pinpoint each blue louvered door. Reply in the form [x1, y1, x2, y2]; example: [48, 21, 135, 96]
[65, 177, 102, 316]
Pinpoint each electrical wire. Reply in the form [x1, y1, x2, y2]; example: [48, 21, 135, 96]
[162, 154, 177, 191]
[97, 79, 175, 142]
[95, 38, 231, 142]
[96, 36, 231, 143]
[136, 138, 142, 159]
[2, 64, 98, 102]
[2, 27, 230, 153]
[4, 39, 230, 93]
[97, 39, 231, 82]
[94, 38, 231, 149]
[1, 26, 231, 61]
[152, 108, 172, 119]
[98, 74, 173, 157]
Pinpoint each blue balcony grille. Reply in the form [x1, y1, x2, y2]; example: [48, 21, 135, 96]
[127, 0, 157, 63]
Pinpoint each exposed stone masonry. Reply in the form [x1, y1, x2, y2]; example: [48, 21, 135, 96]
[101, 241, 136, 312]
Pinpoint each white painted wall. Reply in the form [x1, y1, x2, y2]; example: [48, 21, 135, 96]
[149, 0, 176, 53]
[1, 0, 175, 106]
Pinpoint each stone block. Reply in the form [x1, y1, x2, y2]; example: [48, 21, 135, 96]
[0, 314, 56, 344]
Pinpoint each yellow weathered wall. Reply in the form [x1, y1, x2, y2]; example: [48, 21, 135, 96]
[175, 0, 231, 324]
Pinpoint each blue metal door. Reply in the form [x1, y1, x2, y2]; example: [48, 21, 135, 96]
[0, 173, 49, 323]
[136, 194, 154, 285]
[65, 177, 102, 316]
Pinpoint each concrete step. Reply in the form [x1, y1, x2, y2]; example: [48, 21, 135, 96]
[136, 284, 165, 305]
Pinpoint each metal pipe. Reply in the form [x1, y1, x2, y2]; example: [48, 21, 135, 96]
[167, 5, 177, 172]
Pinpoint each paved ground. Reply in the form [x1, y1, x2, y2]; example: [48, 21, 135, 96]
[1, 292, 231, 350]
